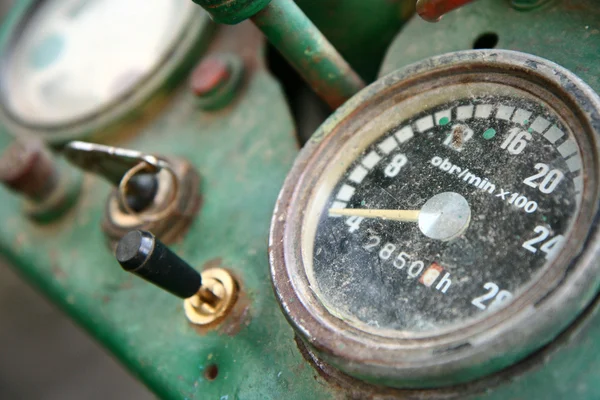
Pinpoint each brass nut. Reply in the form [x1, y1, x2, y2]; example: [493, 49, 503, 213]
[184, 268, 238, 325]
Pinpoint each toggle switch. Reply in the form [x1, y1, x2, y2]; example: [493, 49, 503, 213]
[116, 230, 238, 325]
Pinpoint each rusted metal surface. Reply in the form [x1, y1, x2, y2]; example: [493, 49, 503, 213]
[0, 139, 58, 201]
[295, 290, 600, 400]
[0, 138, 82, 223]
[416, 0, 479, 22]
[191, 0, 367, 108]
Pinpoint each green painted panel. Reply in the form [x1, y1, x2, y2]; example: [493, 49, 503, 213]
[380, 0, 600, 93]
[1, 0, 600, 398]
[0, 69, 337, 399]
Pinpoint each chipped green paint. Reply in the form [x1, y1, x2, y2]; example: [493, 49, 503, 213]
[439, 116, 450, 125]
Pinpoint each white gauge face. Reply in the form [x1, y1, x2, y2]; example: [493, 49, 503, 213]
[1, 0, 195, 126]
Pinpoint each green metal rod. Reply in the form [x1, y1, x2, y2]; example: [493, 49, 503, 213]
[251, 0, 365, 109]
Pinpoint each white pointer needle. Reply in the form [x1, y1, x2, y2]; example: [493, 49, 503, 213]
[328, 192, 472, 241]
[328, 208, 420, 222]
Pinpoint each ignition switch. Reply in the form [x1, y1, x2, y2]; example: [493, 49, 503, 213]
[116, 229, 238, 326]
[64, 141, 201, 248]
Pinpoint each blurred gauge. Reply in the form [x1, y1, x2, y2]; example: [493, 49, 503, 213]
[1, 0, 196, 127]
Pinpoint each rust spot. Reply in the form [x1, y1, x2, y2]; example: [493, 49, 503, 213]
[204, 364, 219, 381]
[14, 232, 27, 252]
[0, 138, 58, 201]
[202, 258, 224, 270]
[51, 264, 67, 280]
[452, 125, 464, 148]
[219, 292, 251, 336]
[119, 279, 134, 290]
[419, 262, 443, 286]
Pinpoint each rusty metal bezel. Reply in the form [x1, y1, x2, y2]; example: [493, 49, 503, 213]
[269, 50, 600, 388]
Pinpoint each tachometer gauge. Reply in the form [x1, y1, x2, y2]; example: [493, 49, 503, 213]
[0, 0, 209, 143]
[269, 50, 600, 388]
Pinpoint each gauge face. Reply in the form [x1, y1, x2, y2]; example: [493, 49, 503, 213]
[1, 0, 194, 126]
[304, 88, 582, 334]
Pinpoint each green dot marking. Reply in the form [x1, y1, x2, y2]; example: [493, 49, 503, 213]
[439, 117, 450, 126]
[482, 128, 496, 140]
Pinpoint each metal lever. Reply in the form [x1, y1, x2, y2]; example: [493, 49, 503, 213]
[64, 141, 178, 220]
[116, 230, 238, 325]
[116, 230, 205, 299]
[64, 141, 169, 187]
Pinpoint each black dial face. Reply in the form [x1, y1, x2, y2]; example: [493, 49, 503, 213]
[305, 93, 582, 334]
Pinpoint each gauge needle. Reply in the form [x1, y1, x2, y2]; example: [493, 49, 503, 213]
[329, 192, 472, 241]
[328, 208, 420, 222]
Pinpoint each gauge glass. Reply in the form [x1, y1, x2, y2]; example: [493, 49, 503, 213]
[1, 0, 194, 126]
[302, 83, 584, 335]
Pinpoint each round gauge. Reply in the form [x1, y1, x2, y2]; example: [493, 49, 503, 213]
[269, 50, 600, 388]
[0, 0, 208, 141]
